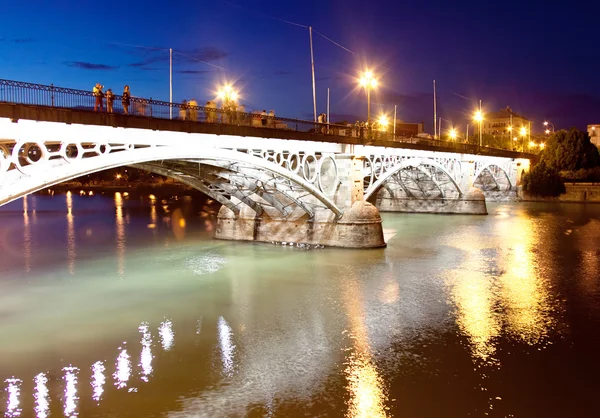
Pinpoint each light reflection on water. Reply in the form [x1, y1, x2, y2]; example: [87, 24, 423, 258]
[343, 279, 388, 418]
[66, 192, 75, 275]
[33, 373, 49, 418]
[139, 322, 153, 382]
[0, 196, 599, 417]
[91, 361, 105, 402]
[159, 320, 175, 351]
[217, 317, 236, 378]
[62, 366, 78, 417]
[22, 197, 31, 274]
[4, 377, 22, 417]
[113, 347, 132, 390]
[114, 192, 126, 277]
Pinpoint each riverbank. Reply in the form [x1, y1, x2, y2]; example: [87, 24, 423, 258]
[517, 183, 600, 203]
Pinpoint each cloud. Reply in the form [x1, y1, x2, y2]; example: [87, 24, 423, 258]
[128, 46, 228, 69]
[64, 61, 119, 71]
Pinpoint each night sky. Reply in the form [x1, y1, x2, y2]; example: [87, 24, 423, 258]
[2, 0, 599, 133]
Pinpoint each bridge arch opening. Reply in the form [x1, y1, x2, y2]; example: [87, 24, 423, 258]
[474, 164, 512, 191]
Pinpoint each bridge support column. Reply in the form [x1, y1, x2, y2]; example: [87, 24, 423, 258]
[215, 155, 386, 248]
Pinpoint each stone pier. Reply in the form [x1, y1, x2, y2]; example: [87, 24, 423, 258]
[215, 155, 386, 248]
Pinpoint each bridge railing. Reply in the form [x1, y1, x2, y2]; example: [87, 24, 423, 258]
[0, 79, 529, 157]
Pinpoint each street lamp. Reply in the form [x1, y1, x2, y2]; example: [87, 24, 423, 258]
[540, 142, 546, 150]
[217, 84, 239, 106]
[473, 110, 484, 147]
[543, 121, 555, 132]
[377, 114, 389, 132]
[449, 128, 457, 141]
[359, 70, 378, 124]
[520, 126, 527, 152]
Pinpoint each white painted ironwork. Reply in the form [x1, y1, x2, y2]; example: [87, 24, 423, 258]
[0, 118, 524, 213]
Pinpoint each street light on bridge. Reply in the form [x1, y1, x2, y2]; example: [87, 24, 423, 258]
[473, 110, 484, 147]
[449, 128, 457, 141]
[520, 126, 528, 152]
[359, 70, 378, 124]
[217, 84, 239, 105]
[377, 114, 389, 132]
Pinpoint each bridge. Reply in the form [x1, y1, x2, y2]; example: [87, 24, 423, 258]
[0, 79, 534, 248]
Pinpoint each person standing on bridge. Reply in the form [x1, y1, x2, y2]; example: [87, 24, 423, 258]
[261, 110, 267, 127]
[105, 89, 114, 113]
[268, 110, 275, 128]
[122, 85, 131, 115]
[93, 83, 104, 112]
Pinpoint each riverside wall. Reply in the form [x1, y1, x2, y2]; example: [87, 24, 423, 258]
[517, 183, 600, 203]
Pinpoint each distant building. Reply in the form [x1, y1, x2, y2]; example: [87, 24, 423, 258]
[394, 121, 424, 137]
[475, 106, 530, 137]
[587, 124, 600, 147]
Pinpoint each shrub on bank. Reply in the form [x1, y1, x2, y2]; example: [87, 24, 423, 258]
[559, 167, 600, 183]
[523, 160, 566, 197]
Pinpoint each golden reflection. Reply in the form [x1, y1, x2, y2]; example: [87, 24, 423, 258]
[171, 208, 186, 240]
[91, 361, 105, 402]
[34, 373, 50, 418]
[5, 377, 22, 417]
[342, 279, 388, 418]
[444, 230, 501, 366]
[115, 192, 126, 277]
[66, 191, 76, 275]
[23, 196, 31, 273]
[449, 270, 500, 365]
[62, 366, 78, 417]
[496, 217, 554, 345]
[148, 201, 158, 231]
[139, 322, 153, 382]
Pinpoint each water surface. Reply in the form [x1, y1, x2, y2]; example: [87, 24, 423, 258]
[1, 192, 599, 417]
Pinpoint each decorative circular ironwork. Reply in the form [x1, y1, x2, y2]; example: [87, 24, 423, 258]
[317, 155, 338, 196]
[301, 154, 318, 183]
[274, 152, 285, 166]
[62, 143, 80, 161]
[363, 157, 374, 191]
[286, 153, 301, 173]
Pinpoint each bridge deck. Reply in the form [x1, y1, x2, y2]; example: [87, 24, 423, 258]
[0, 102, 533, 159]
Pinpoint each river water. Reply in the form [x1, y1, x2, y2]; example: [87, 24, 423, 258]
[0, 191, 599, 418]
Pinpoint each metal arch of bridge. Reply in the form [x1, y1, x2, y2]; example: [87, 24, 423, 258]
[364, 157, 465, 201]
[0, 144, 343, 218]
[473, 163, 513, 190]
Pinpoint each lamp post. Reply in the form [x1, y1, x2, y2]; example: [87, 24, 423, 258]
[377, 114, 389, 131]
[543, 120, 555, 133]
[520, 126, 527, 152]
[217, 84, 239, 124]
[474, 110, 484, 147]
[507, 125, 513, 150]
[449, 128, 457, 141]
[359, 70, 378, 124]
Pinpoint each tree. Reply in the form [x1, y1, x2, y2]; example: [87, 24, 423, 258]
[542, 128, 600, 171]
[522, 160, 566, 197]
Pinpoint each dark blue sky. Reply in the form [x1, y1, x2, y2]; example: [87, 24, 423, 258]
[2, 0, 599, 133]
